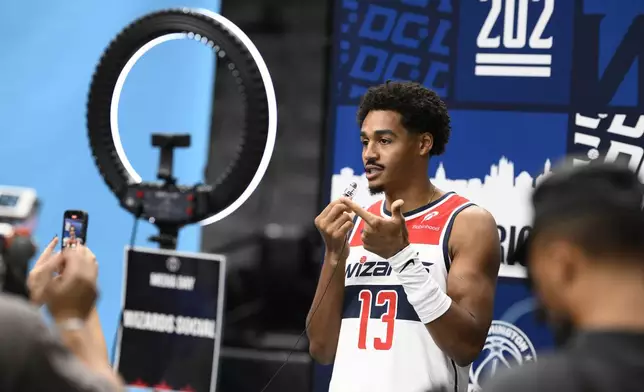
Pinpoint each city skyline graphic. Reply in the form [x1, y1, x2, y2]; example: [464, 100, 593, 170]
[331, 157, 553, 278]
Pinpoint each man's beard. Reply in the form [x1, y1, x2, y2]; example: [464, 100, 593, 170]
[368, 185, 385, 196]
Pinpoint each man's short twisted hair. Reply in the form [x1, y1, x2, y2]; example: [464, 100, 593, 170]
[357, 81, 451, 156]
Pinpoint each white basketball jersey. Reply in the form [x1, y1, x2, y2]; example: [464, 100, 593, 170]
[328, 192, 474, 392]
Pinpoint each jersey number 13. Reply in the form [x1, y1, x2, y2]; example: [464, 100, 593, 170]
[357, 289, 398, 350]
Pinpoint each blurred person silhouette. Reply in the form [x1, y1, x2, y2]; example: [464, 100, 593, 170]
[483, 160, 644, 392]
[0, 236, 123, 391]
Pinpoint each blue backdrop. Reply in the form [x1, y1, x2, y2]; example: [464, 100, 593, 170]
[0, 0, 220, 360]
[321, 0, 644, 391]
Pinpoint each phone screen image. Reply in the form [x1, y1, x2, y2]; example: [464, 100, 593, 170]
[62, 216, 85, 248]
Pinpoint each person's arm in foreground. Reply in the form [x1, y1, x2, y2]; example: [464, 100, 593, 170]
[85, 308, 110, 362]
[27, 239, 122, 390]
[47, 246, 122, 389]
[49, 322, 122, 390]
[306, 200, 355, 364]
[29, 239, 111, 363]
[341, 197, 500, 366]
[79, 246, 110, 363]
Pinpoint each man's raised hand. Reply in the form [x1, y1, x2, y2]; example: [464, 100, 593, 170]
[314, 199, 355, 263]
[27, 236, 62, 306]
[45, 245, 98, 322]
[340, 197, 409, 259]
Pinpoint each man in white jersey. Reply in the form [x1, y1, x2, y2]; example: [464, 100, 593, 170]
[307, 81, 501, 392]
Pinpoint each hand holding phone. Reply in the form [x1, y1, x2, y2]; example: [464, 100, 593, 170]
[61, 210, 88, 249]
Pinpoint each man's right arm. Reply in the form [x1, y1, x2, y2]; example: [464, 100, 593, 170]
[308, 200, 354, 364]
[305, 251, 347, 365]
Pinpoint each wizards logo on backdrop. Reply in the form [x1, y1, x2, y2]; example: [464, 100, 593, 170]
[467, 278, 553, 392]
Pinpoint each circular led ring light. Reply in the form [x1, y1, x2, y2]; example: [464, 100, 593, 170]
[87, 8, 277, 226]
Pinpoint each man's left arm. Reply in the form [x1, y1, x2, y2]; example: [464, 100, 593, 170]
[424, 206, 500, 366]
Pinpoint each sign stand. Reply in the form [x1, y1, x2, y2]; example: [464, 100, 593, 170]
[114, 247, 226, 392]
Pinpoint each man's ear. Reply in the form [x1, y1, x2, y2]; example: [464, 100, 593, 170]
[546, 240, 580, 288]
[419, 133, 433, 157]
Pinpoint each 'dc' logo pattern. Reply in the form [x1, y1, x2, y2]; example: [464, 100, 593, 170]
[335, 0, 455, 102]
[326, 0, 644, 390]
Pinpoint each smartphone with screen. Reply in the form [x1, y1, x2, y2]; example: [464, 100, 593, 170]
[61, 210, 88, 249]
